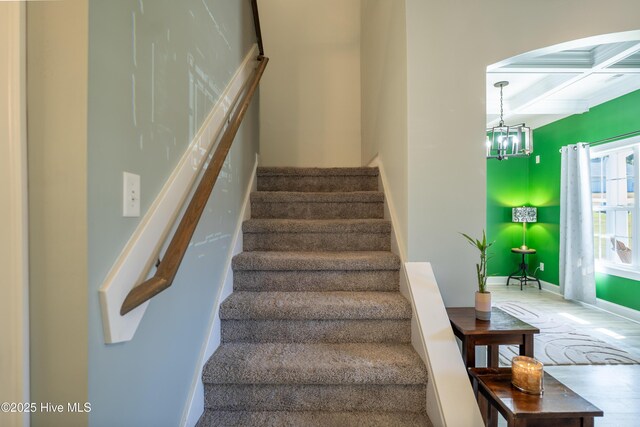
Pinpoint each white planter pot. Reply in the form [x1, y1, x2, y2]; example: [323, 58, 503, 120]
[475, 291, 492, 320]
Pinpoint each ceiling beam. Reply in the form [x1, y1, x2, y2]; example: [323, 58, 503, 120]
[487, 31, 640, 71]
[488, 67, 640, 74]
[488, 99, 590, 115]
[488, 41, 640, 127]
[586, 77, 640, 109]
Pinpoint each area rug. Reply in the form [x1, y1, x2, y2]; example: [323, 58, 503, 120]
[494, 301, 640, 366]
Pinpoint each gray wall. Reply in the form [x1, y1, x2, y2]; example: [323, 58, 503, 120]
[86, 0, 257, 425]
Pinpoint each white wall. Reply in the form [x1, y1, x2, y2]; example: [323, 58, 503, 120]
[259, 0, 361, 167]
[361, 0, 408, 255]
[27, 1, 89, 426]
[0, 3, 29, 427]
[405, 0, 640, 306]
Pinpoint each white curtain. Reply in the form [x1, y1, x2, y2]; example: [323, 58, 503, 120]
[560, 144, 596, 304]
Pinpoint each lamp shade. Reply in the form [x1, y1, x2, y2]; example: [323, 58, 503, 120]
[512, 207, 537, 223]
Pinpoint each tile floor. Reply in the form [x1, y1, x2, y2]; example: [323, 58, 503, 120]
[489, 283, 640, 426]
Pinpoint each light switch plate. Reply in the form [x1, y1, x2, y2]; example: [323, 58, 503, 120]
[540, 262, 545, 271]
[536, 155, 540, 164]
[123, 172, 140, 217]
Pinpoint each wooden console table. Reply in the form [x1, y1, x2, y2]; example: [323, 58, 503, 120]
[469, 367, 603, 427]
[446, 307, 539, 368]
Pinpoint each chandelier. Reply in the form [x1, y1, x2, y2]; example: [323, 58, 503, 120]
[486, 81, 533, 160]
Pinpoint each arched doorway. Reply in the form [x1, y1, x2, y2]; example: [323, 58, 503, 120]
[485, 30, 640, 427]
[486, 31, 640, 286]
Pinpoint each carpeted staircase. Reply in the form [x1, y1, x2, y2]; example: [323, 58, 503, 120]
[197, 167, 430, 427]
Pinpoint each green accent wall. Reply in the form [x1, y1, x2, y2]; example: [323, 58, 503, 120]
[487, 89, 640, 312]
[486, 157, 530, 276]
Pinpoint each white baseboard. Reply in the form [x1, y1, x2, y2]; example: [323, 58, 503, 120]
[405, 263, 484, 427]
[488, 276, 640, 323]
[489, 275, 566, 294]
[181, 154, 258, 427]
[98, 44, 259, 344]
[368, 155, 406, 261]
[487, 276, 553, 290]
[593, 298, 640, 324]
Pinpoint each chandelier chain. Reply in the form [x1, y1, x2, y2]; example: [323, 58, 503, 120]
[499, 84, 504, 126]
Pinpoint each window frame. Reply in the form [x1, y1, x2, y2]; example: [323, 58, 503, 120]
[591, 135, 640, 281]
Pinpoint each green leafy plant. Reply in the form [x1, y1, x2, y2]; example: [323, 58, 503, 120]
[460, 230, 494, 293]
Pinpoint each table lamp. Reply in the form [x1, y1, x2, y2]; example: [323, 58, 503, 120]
[512, 206, 537, 250]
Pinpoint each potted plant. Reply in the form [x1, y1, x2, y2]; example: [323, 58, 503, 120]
[461, 230, 494, 320]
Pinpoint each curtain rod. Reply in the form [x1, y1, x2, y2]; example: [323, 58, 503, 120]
[588, 129, 640, 146]
[558, 129, 640, 153]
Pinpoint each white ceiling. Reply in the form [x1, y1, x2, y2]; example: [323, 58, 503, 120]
[487, 41, 640, 130]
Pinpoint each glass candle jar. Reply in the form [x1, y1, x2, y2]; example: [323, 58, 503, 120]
[511, 356, 544, 394]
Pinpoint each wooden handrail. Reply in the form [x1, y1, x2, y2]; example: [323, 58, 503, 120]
[121, 0, 268, 316]
[121, 56, 269, 315]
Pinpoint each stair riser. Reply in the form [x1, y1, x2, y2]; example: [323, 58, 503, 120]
[222, 319, 411, 343]
[258, 176, 378, 192]
[244, 232, 391, 251]
[251, 201, 384, 219]
[204, 384, 426, 413]
[233, 270, 399, 292]
[198, 410, 429, 427]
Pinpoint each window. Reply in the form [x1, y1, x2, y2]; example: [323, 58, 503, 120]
[591, 136, 640, 279]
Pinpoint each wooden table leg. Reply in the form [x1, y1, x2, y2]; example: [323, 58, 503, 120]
[487, 402, 498, 427]
[465, 338, 476, 367]
[520, 334, 534, 357]
[476, 394, 488, 425]
[472, 377, 489, 426]
[487, 345, 500, 368]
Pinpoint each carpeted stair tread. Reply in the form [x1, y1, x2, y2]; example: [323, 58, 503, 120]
[232, 251, 400, 271]
[257, 167, 379, 192]
[243, 219, 391, 251]
[251, 191, 385, 219]
[243, 218, 391, 233]
[222, 319, 410, 343]
[220, 291, 412, 320]
[251, 191, 384, 203]
[202, 165, 428, 423]
[233, 269, 399, 292]
[197, 410, 431, 427]
[203, 343, 427, 385]
[258, 167, 380, 177]
[205, 383, 425, 412]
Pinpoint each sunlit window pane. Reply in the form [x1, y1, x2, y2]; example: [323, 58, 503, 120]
[591, 146, 636, 267]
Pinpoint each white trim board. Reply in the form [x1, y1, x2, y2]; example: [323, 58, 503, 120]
[488, 277, 640, 324]
[99, 44, 259, 344]
[371, 155, 482, 427]
[405, 263, 484, 427]
[182, 154, 258, 427]
[368, 155, 406, 261]
[0, 4, 30, 426]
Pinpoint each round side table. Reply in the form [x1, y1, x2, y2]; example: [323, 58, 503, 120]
[507, 248, 541, 290]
